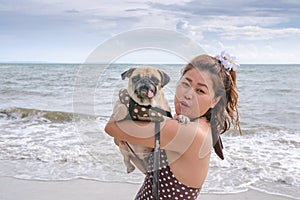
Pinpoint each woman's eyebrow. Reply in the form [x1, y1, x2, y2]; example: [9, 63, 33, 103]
[197, 83, 208, 89]
[185, 77, 208, 89]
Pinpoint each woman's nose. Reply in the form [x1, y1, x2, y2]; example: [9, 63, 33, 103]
[184, 88, 193, 100]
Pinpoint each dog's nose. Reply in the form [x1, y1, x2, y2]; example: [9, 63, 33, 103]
[134, 79, 156, 99]
[136, 79, 152, 91]
[135, 85, 150, 97]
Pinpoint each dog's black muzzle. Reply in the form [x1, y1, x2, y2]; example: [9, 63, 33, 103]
[134, 79, 157, 99]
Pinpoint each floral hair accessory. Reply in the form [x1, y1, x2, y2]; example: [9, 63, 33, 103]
[215, 51, 239, 71]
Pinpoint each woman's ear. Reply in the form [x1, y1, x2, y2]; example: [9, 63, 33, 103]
[211, 96, 221, 108]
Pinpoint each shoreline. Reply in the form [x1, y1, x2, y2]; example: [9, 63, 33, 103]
[0, 177, 297, 200]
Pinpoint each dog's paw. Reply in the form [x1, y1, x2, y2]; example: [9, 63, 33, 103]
[112, 102, 128, 121]
[126, 164, 135, 173]
[175, 114, 190, 124]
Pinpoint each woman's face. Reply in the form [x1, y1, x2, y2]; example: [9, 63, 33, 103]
[174, 68, 219, 119]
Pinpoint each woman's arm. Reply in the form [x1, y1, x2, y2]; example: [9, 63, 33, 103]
[105, 118, 207, 154]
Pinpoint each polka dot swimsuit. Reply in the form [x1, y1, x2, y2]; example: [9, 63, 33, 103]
[135, 150, 201, 200]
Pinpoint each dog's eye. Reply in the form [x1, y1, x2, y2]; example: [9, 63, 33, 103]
[150, 76, 160, 85]
[131, 75, 140, 83]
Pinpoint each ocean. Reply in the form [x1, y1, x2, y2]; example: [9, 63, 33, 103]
[0, 63, 299, 199]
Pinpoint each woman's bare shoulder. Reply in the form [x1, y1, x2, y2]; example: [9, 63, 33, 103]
[161, 118, 211, 154]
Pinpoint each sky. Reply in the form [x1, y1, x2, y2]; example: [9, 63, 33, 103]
[0, 0, 300, 64]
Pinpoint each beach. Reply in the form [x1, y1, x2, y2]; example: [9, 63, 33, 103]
[0, 177, 295, 200]
[0, 63, 299, 199]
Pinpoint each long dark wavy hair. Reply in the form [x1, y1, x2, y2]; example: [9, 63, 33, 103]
[181, 54, 242, 145]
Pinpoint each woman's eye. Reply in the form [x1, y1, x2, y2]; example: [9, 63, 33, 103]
[196, 89, 205, 94]
[181, 81, 190, 87]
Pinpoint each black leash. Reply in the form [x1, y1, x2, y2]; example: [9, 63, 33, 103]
[150, 106, 173, 119]
[127, 98, 166, 199]
[153, 121, 160, 200]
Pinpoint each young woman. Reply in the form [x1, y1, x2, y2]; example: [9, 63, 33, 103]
[105, 53, 241, 200]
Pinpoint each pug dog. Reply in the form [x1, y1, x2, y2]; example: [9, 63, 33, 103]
[112, 66, 172, 173]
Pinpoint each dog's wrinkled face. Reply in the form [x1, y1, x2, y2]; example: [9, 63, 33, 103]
[132, 72, 158, 99]
[121, 66, 170, 104]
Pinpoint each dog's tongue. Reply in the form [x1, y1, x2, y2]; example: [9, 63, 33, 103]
[147, 90, 154, 98]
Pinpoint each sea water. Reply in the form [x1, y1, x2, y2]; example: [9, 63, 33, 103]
[0, 63, 299, 199]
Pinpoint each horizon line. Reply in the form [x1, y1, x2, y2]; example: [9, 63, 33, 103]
[0, 61, 299, 65]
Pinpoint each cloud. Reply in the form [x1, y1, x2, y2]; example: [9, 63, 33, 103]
[142, 0, 300, 53]
[65, 9, 80, 14]
[234, 43, 300, 64]
[0, 0, 299, 63]
[202, 36, 300, 64]
[176, 19, 203, 41]
[150, 0, 300, 18]
[173, 16, 300, 45]
[203, 25, 300, 40]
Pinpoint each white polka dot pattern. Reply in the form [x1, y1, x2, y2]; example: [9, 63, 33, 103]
[135, 150, 201, 200]
[119, 89, 166, 122]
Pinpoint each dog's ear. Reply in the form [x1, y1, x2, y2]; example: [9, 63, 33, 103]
[121, 68, 136, 80]
[158, 70, 170, 87]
